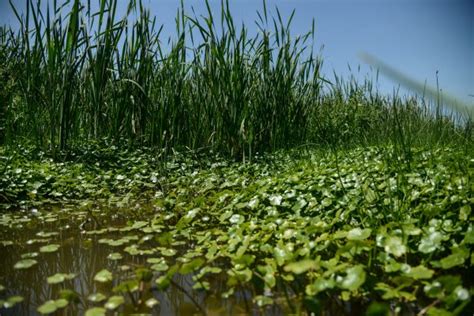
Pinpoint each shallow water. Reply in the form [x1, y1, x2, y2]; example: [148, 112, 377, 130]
[0, 205, 294, 316]
[0, 204, 423, 316]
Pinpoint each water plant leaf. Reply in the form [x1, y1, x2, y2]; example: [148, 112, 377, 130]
[37, 299, 68, 314]
[145, 298, 159, 308]
[347, 228, 371, 241]
[229, 214, 244, 224]
[274, 246, 292, 266]
[440, 253, 465, 270]
[228, 268, 252, 283]
[1, 240, 14, 246]
[176, 208, 200, 229]
[36, 232, 59, 238]
[39, 244, 60, 253]
[292, 198, 307, 212]
[155, 275, 171, 290]
[284, 260, 318, 274]
[306, 278, 335, 295]
[21, 252, 39, 258]
[436, 275, 461, 293]
[85, 307, 106, 316]
[376, 283, 416, 301]
[104, 295, 124, 310]
[87, 293, 107, 303]
[383, 236, 406, 257]
[99, 238, 127, 247]
[269, 195, 282, 206]
[180, 258, 205, 274]
[424, 281, 444, 298]
[464, 228, 474, 244]
[14, 259, 38, 270]
[161, 248, 177, 256]
[55, 299, 68, 308]
[3, 295, 24, 308]
[454, 286, 470, 302]
[418, 231, 444, 254]
[254, 295, 274, 307]
[94, 269, 113, 283]
[404, 265, 434, 280]
[151, 262, 169, 272]
[47, 273, 76, 284]
[193, 280, 210, 291]
[459, 205, 471, 221]
[107, 253, 123, 260]
[26, 239, 49, 245]
[147, 257, 164, 264]
[339, 265, 366, 291]
[425, 307, 453, 316]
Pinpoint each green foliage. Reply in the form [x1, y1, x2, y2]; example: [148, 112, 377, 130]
[13, 259, 38, 270]
[0, 146, 472, 314]
[93, 269, 113, 283]
[0, 0, 324, 160]
[37, 299, 68, 314]
[0, 1, 470, 160]
[0, 1, 472, 314]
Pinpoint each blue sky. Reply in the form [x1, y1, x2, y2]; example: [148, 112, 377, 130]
[1, 0, 472, 103]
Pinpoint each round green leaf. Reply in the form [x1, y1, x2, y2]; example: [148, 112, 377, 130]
[39, 244, 60, 253]
[384, 236, 406, 257]
[3, 295, 24, 308]
[145, 297, 159, 308]
[94, 269, 113, 283]
[47, 273, 76, 284]
[54, 299, 68, 308]
[440, 253, 465, 270]
[107, 253, 123, 261]
[37, 298, 69, 314]
[87, 293, 107, 303]
[104, 295, 124, 310]
[347, 228, 371, 241]
[340, 265, 366, 291]
[85, 307, 106, 316]
[284, 260, 318, 274]
[37, 300, 58, 314]
[404, 265, 434, 280]
[14, 259, 38, 270]
[161, 248, 177, 257]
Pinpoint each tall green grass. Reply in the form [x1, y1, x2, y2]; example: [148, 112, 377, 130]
[0, 0, 471, 160]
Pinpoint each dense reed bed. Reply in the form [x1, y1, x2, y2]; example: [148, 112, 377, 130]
[0, 0, 472, 160]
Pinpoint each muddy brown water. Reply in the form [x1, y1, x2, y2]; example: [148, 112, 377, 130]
[0, 206, 295, 316]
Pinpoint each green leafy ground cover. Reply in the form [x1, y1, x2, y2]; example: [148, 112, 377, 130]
[1, 145, 473, 315]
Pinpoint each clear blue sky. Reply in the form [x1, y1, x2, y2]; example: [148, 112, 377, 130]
[1, 0, 472, 103]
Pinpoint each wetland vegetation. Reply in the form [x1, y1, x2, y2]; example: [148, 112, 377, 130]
[0, 0, 473, 315]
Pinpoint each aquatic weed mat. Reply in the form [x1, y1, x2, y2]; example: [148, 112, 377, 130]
[0, 147, 473, 315]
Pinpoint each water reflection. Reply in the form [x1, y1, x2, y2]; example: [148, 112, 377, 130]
[1, 206, 364, 315]
[0, 206, 288, 316]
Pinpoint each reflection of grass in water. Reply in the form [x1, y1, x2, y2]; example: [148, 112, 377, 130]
[360, 52, 474, 118]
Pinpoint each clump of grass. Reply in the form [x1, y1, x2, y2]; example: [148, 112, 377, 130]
[0, 0, 471, 160]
